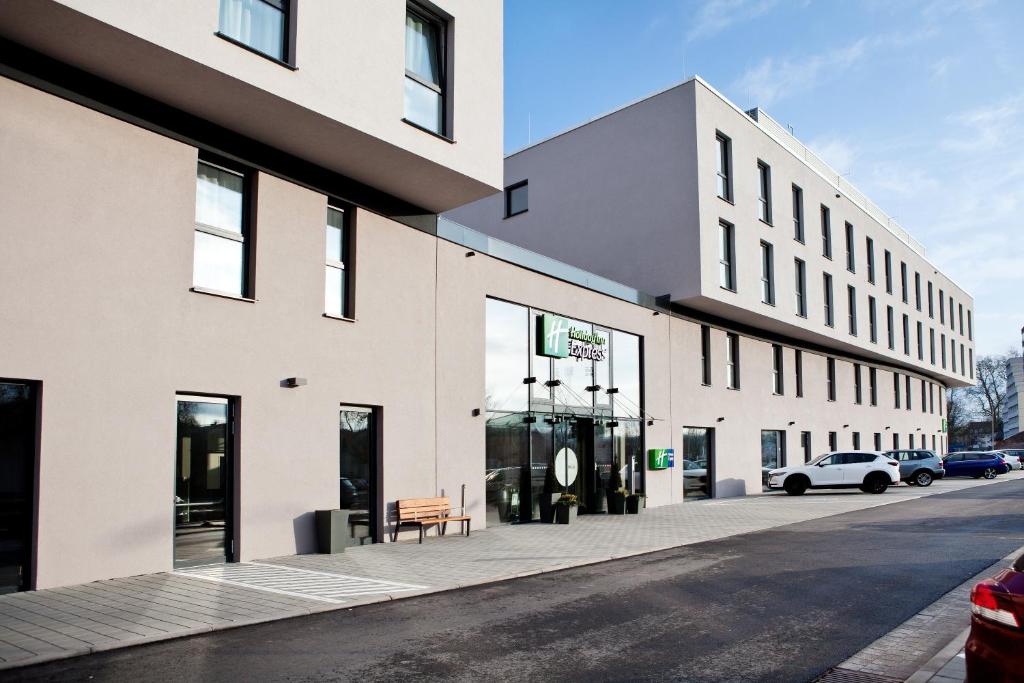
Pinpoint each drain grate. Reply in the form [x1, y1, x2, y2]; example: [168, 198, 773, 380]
[176, 562, 426, 604]
[812, 668, 903, 683]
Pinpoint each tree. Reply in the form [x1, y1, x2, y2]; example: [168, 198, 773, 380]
[946, 387, 971, 442]
[968, 352, 1014, 441]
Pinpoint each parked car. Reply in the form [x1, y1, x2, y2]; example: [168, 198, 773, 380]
[997, 450, 1024, 471]
[942, 452, 1010, 479]
[966, 551, 1024, 681]
[767, 451, 901, 495]
[885, 449, 945, 487]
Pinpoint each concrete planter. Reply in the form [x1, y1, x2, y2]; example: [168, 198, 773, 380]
[554, 505, 578, 524]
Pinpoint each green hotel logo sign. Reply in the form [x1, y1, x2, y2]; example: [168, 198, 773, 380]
[648, 448, 674, 470]
[942, 418, 948, 433]
[536, 314, 608, 361]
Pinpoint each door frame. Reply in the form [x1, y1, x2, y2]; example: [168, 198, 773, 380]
[339, 403, 383, 544]
[681, 426, 715, 501]
[173, 393, 239, 568]
[0, 378, 42, 591]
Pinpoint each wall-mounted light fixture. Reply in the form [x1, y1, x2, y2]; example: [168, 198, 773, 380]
[465, 251, 476, 257]
[606, 387, 619, 394]
[282, 377, 307, 388]
[652, 311, 660, 316]
[585, 385, 602, 392]
[788, 421, 796, 426]
[545, 379, 562, 388]
[522, 377, 537, 384]
[885, 426, 891, 430]
[716, 417, 725, 422]
[842, 424, 849, 428]
[647, 420, 654, 427]
[471, 408, 481, 417]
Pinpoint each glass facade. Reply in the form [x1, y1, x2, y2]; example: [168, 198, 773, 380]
[682, 427, 712, 501]
[0, 382, 36, 593]
[485, 299, 644, 523]
[339, 406, 377, 544]
[761, 430, 784, 492]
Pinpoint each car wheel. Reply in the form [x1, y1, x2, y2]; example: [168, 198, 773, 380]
[863, 473, 889, 494]
[982, 467, 997, 479]
[913, 470, 933, 487]
[784, 477, 808, 496]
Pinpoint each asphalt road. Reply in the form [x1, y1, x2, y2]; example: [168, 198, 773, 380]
[7, 480, 1024, 683]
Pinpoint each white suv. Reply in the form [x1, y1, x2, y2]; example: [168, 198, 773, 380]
[767, 450, 901, 496]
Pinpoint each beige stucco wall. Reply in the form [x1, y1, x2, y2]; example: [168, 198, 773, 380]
[0, 78, 950, 590]
[0, 0, 503, 212]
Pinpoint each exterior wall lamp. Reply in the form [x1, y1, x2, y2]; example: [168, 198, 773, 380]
[282, 377, 307, 388]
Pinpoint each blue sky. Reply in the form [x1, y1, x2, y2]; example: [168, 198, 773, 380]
[504, 0, 1024, 357]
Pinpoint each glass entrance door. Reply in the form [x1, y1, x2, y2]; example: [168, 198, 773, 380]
[760, 430, 785, 492]
[339, 406, 378, 544]
[0, 382, 36, 593]
[682, 427, 713, 501]
[174, 396, 232, 567]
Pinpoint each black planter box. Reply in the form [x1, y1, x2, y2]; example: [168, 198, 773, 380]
[554, 505, 576, 524]
[626, 496, 644, 514]
[606, 490, 626, 515]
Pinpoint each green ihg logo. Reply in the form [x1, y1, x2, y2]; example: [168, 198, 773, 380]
[539, 314, 569, 358]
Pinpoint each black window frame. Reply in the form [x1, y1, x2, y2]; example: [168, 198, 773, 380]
[772, 344, 784, 396]
[792, 184, 804, 242]
[504, 180, 528, 218]
[716, 132, 733, 202]
[719, 220, 736, 292]
[760, 240, 775, 305]
[845, 222, 856, 273]
[826, 357, 836, 402]
[866, 236, 875, 283]
[795, 349, 804, 397]
[726, 332, 741, 390]
[821, 205, 832, 259]
[794, 257, 807, 317]
[403, 2, 454, 140]
[900, 261, 908, 303]
[847, 285, 857, 337]
[854, 363, 862, 404]
[869, 367, 877, 406]
[757, 160, 772, 225]
[216, 0, 298, 69]
[886, 305, 895, 350]
[700, 325, 712, 386]
[868, 295, 877, 343]
[823, 272, 834, 327]
[915, 272, 922, 311]
[323, 201, 358, 320]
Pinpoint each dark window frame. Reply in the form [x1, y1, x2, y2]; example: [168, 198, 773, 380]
[700, 325, 712, 386]
[845, 222, 856, 273]
[757, 160, 773, 224]
[324, 201, 358, 320]
[821, 205, 832, 259]
[794, 257, 807, 317]
[215, 0, 298, 69]
[792, 184, 804, 242]
[772, 344, 784, 396]
[719, 220, 736, 292]
[760, 240, 775, 305]
[826, 357, 836, 402]
[716, 132, 733, 202]
[823, 272, 834, 327]
[403, 1, 455, 140]
[504, 180, 528, 218]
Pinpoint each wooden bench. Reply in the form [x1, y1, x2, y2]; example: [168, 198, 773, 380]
[392, 496, 471, 543]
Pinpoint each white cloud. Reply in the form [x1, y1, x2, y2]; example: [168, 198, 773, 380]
[940, 96, 1024, 153]
[732, 39, 868, 108]
[929, 56, 955, 79]
[866, 163, 940, 199]
[686, 0, 779, 42]
[805, 136, 859, 175]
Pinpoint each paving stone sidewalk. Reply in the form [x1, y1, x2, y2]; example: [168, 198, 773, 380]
[1, 472, 1020, 671]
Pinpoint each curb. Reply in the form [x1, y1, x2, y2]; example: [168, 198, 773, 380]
[903, 626, 969, 683]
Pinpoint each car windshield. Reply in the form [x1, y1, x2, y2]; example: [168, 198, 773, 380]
[808, 453, 832, 466]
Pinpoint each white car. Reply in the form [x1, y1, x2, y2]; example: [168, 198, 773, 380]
[768, 450, 901, 495]
[998, 451, 1023, 471]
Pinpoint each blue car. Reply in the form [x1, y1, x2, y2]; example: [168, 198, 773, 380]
[942, 451, 1010, 479]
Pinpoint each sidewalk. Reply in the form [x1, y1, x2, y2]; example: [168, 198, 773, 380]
[1, 472, 1021, 671]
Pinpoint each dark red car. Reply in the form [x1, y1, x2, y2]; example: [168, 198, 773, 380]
[966, 553, 1024, 682]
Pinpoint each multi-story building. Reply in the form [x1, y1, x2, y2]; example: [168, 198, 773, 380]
[1004, 328, 1024, 439]
[0, 5, 975, 596]
[448, 77, 975, 486]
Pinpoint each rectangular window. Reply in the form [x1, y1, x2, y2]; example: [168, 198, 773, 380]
[719, 220, 736, 291]
[504, 180, 528, 217]
[921, 379, 927, 413]
[958, 303, 964, 335]
[905, 375, 912, 411]
[893, 433, 900, 449]
[902, 313, 910, 355]
[930, 327, 936, 365]
[951, 339, 957, 373]
[916, 321, 924, 361]
[868, 296, 877, 343]
[869, 367, 877, 406]
[821, 205, 832, 259]
[700, 325, 711, 386]
[795, 349, 804, 397]
[887, 305, 895, 350]
[829, 431, 838, 451]
[325, 206, 352, 318]
[939, 289, 946, 324]
[884, 250, 892, 293]
[910, 434, 915, 449]
[794, 258, 807, 317]
[193, 157, 252, 298]
[726, 333, 740, 389]
[802, 431, 812, 463]
[757, 161, 772, 224]
[772, 345, 784, 395]
[854, 363, 862, 404]
[792, 185, 804, 241]
[894, 372, 901, 409]
[847, 285, 857, 336]
[874, 433, 882, 450]
[949, 297, 955, 331]
[853, 432, 861, 450]
[900, 262, 908, 303]
[927, 281, 934, 318]
[823, 273, 834, 327]
[960, 345, 966, 376]
[969, 348, 974, 379]
[866, 237, 875, 283]
[968, 310, 973, 340]
[405, 4, 449, 136]
[915, 272, 922, 311]
[929, 383, 935, 414]
[716, 133, 733, 201]
[826, 357, 836, 402]
[218, 0, 292, 64]
[845, 222, 856, 272]
[941, 333, 947, 368]
[760, 241, 775, 305]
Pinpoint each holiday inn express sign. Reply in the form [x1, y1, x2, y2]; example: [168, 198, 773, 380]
[537, 314, 608, 362]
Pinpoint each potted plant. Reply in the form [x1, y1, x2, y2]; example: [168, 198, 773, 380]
[626, 491, 645, 514]
[554, 494, 579, 524]
[539, 461, 561, 523]
[606, 465, 626, 515]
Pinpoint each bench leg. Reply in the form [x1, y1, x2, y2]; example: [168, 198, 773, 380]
[419, 526, 424, 544]
[441, 521, 447, 536]
[466, 519, 471, 537]
[391, 523, 398, 543]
